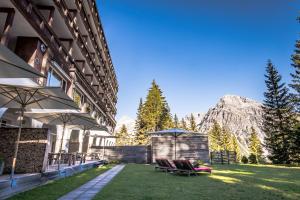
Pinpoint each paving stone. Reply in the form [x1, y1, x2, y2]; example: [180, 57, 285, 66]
[58, 164, 125, 200]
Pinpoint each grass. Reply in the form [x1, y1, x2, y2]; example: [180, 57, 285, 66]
[94, 164, 300, 200]
[9, 164, 114, 200]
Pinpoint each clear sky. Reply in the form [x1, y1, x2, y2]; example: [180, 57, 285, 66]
[97, 0, 300, 120]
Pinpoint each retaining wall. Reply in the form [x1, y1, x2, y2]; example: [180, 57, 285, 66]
[0, 128, 50, 173]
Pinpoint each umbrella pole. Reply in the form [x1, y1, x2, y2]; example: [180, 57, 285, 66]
[10, 105, 25, 182]
[175, 135, 177, 160]
[58, 122, 66, 171]
[103, 137, 105, 160]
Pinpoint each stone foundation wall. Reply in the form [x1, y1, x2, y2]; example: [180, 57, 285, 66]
[0, 128, 49, 174]
[152, 135, 210, 163]
[91, 145, 151, 164]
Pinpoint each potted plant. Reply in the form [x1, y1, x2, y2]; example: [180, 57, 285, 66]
[0, 156, 4, 175]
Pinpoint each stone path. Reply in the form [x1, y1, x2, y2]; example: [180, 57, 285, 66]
[58, 164, 125, 200]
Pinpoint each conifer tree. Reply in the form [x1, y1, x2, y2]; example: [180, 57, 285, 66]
[135, 80, 172, 144]
[189, 113, 198, 132]
[134, 98, 146, 145]
[230, 135, 241, 161]
[157, 104, 173, 130]
[263, 60, 294, 164]
[289, 26, 300, 111]
[249, 127, 263, 162]
[288, 19, 300, 163]
[221, 127, 232, 151]
[116, 124, 129, 146]
[180, 118, 188, 130]
[174, 114, 179, 128]
[208, 121, 223, 151]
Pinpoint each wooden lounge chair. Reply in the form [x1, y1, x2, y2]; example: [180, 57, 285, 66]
[173, 160, 212, 176]
[155, 159, 176, 172]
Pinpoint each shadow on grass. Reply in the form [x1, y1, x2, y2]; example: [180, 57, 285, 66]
[94, 164, 300, 200]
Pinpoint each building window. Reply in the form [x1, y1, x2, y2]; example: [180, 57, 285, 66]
[47, 67, 67, 92]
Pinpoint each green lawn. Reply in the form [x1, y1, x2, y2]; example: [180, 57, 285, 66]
[94, 164, 300, 200]
[9, 165, 113, 200]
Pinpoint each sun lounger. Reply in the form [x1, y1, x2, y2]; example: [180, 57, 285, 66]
[155, 159, 176, 172]
[173, 160, 212, 176]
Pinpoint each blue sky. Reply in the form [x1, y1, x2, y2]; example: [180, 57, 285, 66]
[97, 0, 300, 120]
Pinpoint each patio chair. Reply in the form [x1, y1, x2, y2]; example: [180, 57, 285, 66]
[155, 159, 176, 172]
[173, 160, 212, 176]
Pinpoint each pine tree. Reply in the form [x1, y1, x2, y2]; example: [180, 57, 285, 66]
[180, 118, 188, 130]
[289, 32, 300, 111]
[230, 135, 241, 161]
[135, 80, 172, 144]
[221, 127, 232, 151]
[208, 121, 223, 151]
[263, 60, 294, 164]
[174, 114, 179, 128]
[289, 18, 300, 163]
[248, 127, 263, 163]
[135, 98, 146, 145]
[116, 124, 129, 146]
[189, 113, 198, 132]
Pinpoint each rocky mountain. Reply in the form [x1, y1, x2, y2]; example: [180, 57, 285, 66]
[198, 95, 264, 156]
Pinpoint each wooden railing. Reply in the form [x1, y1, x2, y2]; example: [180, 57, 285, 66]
[210, 151, 237, 165]
[48, 153, 87, 166]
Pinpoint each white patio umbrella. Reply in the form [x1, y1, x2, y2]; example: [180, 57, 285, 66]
[0, 43, 44, 78]
[0, 84, 79, 180]
[24, 111, 101, 170]
[149, 128, 197, 160]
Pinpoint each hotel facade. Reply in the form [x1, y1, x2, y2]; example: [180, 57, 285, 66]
[0, 0, 118, 153]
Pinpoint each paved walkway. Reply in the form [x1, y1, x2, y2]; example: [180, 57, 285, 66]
[58, 164, 125, 200]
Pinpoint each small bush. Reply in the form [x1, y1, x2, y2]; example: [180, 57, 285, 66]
[248, 154, 258, 164]
[109, 160, 120, 164]
[193, 160, 205, 167]
[241, 156, 248, 164]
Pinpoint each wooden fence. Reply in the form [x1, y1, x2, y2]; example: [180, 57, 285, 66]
[210, 151, 237, 164]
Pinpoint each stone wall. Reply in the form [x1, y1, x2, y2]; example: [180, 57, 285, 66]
[91, 145, 151, 164]
[151, 135, 210, 163]
[0, 128, 49, 174]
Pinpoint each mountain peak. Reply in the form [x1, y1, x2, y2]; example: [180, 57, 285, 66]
[199, 94, 264, 156]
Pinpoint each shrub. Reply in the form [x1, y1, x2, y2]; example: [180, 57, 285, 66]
[193, 160, 205, 167]
[109, 160, 120, 164]
[241, 156, 248, 164]
[248, 154, 258, 164]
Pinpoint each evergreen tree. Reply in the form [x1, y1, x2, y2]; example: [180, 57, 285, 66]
[174, 114, 179, 128]
[221, 127, 232, 151]
[135, 98, 147, 145]
[135, 80, 172, 144]
[157, 104, 173, 130]
[289, 18, 300, 163]
[289, 31, 300, 111]
[290, 125, 300, 163]
[180, 118, 188, 130]
[263, 60, 294, 164]
[116, 124, 129, 146]
[189, 113, 198, 132]
[208, 121, 223, 151]
[230, 134, 241, 161]
[248, 127, 263, 163]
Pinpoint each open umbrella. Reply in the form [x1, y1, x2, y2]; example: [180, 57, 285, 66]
[149, 128, 197, 160]
[24, 111, 100, 170]
[0, 43, 44, 78]
[0, 84, 79, 180]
